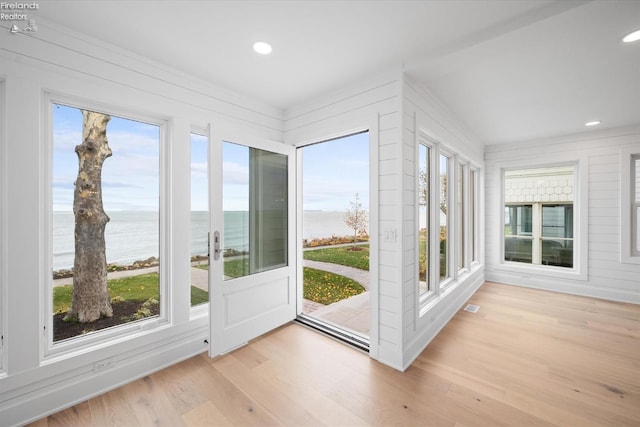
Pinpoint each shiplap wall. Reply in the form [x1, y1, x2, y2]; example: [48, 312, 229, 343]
[0, 19, 282, 426]
[485, 126, 640, 303]
[400, 78, 485, 369]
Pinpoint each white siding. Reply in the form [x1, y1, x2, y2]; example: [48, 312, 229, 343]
[485, 127, 640, 303]
[0, 21, 282, 426]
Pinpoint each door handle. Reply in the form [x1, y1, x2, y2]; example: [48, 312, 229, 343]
[213, 230, 221, 260]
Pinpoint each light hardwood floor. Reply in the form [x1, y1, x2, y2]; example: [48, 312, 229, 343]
[30, 282, 640, 426]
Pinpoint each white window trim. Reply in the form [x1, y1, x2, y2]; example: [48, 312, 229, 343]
[497, 158, 588, 281]
[0, 79, 6, 373]
[439, 147, 455, 289]
[189, 125, 210, 318]
[42, 91, 171, 359]
[416, 133, 437, 307]
[416, 130, 477, 317]
[456, 158, 470, 275]
[469, 167, 480, 266]
[620, 145, 640, 264]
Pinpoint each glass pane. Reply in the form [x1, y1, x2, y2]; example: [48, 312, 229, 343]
[223, 142, 287, 279]
[541, 239, 573, 268]
[470, 169, 477, 262]
[635, 158, 640, 203]
[504, 237, 533, 263]
[457, 163, 465, 270]
[439, 154, 449, 281]
[52, 104, 160, 342]
[636, 206, 640, 253]
[190, 133, 209, 306]
[418, 144, 429, 294]
[505, 205, 532, 236]
[542, 205, 573, 238]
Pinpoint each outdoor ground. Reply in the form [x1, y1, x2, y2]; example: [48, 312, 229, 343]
[53, 300, 160, 341]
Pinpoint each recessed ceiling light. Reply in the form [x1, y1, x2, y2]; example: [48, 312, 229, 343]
[622, 29, 640, 43]
[585, 121, 601, 127]
[253, 41, 272, 55]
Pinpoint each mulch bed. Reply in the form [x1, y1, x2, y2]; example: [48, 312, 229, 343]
[53, 300, 159, 342]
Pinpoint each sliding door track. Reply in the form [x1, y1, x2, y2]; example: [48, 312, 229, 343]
[295, 315, 369, 353]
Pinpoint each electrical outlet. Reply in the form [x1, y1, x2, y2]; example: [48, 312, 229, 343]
[93, 357, 116, 373]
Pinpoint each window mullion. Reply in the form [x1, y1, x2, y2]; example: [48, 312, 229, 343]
[532, 202, 542, 265]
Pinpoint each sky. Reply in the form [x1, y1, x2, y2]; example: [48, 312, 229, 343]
[52, 104, 160, 212]
[54, 104, 369, 213]
[301, 132, 369, 211]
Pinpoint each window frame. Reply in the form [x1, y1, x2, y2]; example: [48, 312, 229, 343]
[438, 148, 454, 288]
[43, 92, 171, 358]
[620, 146, 640, 264]
[498, 160, 587, 280]
[0, 80, 5, 373]
[456, 159, 468, 274]
[416, 130, 479, 316]
[469, 167, 480, 265]
[189, 126, 210, 316]
[416, 135, 436, 304]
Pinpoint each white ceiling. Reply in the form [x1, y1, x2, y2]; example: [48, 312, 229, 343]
[34, 0, 640, 145]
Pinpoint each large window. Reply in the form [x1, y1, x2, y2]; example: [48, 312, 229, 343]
[456, 161, 466, 272]
[439, 153, 450, 282]
[0, 80, 4, 370]
[620, 149, 640, 263]
[470, 168, 478, 263]
[417, 135, 478, 312]
[504, 166, 574, 268]
[633, 156, 640, 256]
[418, 143, 430, 296]
[50, 101, 162, 345]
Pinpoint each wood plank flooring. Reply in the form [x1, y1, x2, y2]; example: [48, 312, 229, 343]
[30, 282, 640, 426]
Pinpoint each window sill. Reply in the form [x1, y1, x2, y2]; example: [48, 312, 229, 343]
[620, 255, 640, 265]
[496, 261, 587, 282]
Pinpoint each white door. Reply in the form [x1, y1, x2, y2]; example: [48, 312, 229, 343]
[209, 131, 296, 356]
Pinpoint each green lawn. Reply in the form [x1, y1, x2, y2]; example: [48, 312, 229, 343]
[53, 273, 209, 313]
[193, 247, 371, 306]
[303, 244, 369, 271]
[303, 267, 365, 305]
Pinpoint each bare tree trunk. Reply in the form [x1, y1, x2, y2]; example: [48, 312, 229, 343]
[65, 111, 113, 323]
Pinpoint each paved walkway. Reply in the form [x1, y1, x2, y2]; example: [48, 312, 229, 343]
[302, 260, 369, 290]
[301, 259, 370, 337]
[53, 266, 159, 287]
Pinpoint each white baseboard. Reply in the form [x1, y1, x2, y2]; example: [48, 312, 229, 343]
[402, 271, 485, 371]
[2, 325, 208, 427]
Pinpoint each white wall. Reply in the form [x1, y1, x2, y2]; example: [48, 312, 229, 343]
[0, 20, 282, 426]
[485, 126, 640, 303]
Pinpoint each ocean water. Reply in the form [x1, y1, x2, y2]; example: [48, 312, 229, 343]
[53, 210, 361, 270]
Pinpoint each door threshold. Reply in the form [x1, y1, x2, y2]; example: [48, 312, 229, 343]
[295, 315, 369, 353]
